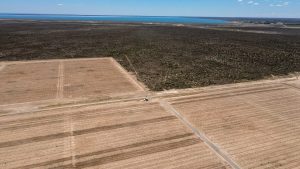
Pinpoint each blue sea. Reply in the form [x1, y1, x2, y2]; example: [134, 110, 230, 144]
[0, 14, 228, 24]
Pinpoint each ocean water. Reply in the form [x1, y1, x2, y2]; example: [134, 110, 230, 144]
[0, 14, 228, 24]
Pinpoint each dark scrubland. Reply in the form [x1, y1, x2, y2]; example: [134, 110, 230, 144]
[219, 26, 300, 35]
[0, 20, 300, 90]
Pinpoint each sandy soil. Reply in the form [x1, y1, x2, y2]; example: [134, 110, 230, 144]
[0, 100, 230, 169]
[0, 62, 59, 105]
[1, 58, 300, 169]
[0, 58, 145, 106]
[169, 79, 300, 169]
[63, 58, 145, 99]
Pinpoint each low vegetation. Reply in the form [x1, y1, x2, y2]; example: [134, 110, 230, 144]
[1, 21, 299, 90]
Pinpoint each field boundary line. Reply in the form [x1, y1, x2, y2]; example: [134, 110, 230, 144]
[57, 61, 64, 99]
[110, 57, 145, 92]
[170, 86, 288, 105]
[159, 100, 241, 169]
[0, 99, 58, 108]
[0, 96, 147, 117]
[282, 82, 300, 90]
[0, 57, 110, 65]
[155, 77, 297, 97]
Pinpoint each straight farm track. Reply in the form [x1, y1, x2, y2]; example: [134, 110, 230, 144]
[0, 58, 145, 106]
[1, 58, 300, 169]
[0, 101, 230, 169]
[168, 80, 300, 169]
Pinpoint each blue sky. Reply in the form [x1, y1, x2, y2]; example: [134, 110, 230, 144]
[0, 0, 299, 18]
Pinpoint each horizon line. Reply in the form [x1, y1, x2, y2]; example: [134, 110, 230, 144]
[1, 12, 300, 19]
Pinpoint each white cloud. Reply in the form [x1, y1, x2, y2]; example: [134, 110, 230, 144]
[270, 1, 289, 7]
[237, 0, 290, 7]
[57, 3, 63, 6]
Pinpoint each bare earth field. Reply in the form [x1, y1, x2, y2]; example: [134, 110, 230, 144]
[63, 58, 144, 99]
[0, 61, 59, 105]
[167, 80, 300, 168]
[0, 101, 230, 169]
[0, 58, 144, 105]
[1, 59, 300, 169]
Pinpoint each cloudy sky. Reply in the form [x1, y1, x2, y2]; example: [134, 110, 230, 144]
[0, 0, 299, 18]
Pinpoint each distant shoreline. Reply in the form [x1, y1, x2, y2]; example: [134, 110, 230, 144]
[2, 19, 300, 30]
[1, 14, 300, 26]
[0, 14, 229, 25]
[1, 13, 300, 19]
[0, 19, 231, 26]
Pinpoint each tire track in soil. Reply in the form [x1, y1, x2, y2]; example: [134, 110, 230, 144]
[124, 55, 139, 77]
[56, 61, 64, 99]
[159, 100, 241, 169]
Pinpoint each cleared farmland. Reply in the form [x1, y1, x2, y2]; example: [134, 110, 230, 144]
[63, 58, 144, 99]
[0, 62, 59, 105]
[1, 58, 300, 168]
[0, 100, 230, 169]
[168, 80, 300, 169]
[0, 58, 144, 106]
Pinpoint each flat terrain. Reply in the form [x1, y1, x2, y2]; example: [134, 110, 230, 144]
[0, 20, 299, 90]
[63, 58, 144, 99]
[1, 59, 300, 168]
[0, 61, 59, 105]
[0, 100, 230, 169]
[168, 80, 300, 168]
[0, 58, 144, 105]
